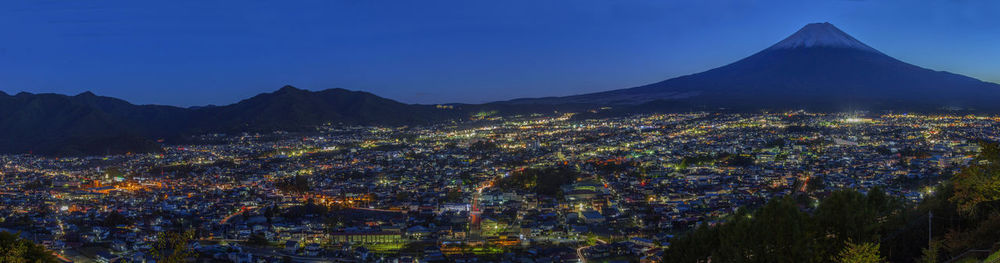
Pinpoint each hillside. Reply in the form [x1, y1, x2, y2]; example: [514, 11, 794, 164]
[0, 86, 460, 155]
[504, 23, 1000, 111]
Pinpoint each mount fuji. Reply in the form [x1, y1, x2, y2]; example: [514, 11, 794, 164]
[505, 22, 1000, 111]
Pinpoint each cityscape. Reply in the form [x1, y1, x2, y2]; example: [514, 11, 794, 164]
[4, 1, 1000, 263]
[2, 112, 998, 262]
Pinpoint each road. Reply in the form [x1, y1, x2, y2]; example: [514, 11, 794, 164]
[220, 206, 258, 225]
[576, 238, 607, 263]
[349, 207, 405, 213]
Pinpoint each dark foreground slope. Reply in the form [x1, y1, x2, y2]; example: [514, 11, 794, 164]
[663, 142, 1000, 263]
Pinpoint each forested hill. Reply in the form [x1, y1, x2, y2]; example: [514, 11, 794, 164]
[0, 86, 462, 156]
[663, 141, 1000, 263]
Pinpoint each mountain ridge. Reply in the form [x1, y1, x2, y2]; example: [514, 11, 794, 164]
[501, 23, 1000, 111]
[0, 86, 461, 156]
[5, 23, 1000, 155]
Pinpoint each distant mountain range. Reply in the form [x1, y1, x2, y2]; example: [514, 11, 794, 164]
[0, 86, 461, 156]
[503, 22, 1000, 111]
[4, 22, 1000, 156]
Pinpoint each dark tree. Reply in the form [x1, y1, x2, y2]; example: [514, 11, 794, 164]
[0, 231, 57, 263]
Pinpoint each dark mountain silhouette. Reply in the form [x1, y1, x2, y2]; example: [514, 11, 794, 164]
[6, 23, 1000, 155]
[505, 22, 1000, 111]
[0, 91, 187, 156]
[188, 86, 459, 133]
[0, 86, 459, 156]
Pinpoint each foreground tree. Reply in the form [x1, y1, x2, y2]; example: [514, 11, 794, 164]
[0, 232, 57, 263]
[950, 142, 1000, 218]
[663, 190, 900, 263]
[918, 241, 940, 263]
[836, 241, 884, 263]
[151, 229, 196, 263]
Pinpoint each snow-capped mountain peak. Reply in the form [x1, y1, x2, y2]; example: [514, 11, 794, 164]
[767, 22, 880, 53]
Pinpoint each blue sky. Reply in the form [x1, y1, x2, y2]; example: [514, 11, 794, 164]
[2, 0, 999, 106]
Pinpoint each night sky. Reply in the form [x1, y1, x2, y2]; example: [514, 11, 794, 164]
[2, 1, 999, 106]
